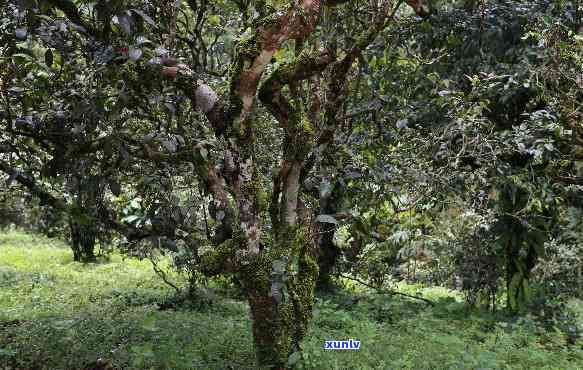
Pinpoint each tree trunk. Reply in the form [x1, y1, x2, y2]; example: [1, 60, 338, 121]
[240, 229, 318, 369]
[316, 183, 343, 290]
[506, 240, 537, 312]
[80, 227, 97, 262]
[70, 220, 81, 262]
[316, 227, 340, 290]
[69, 219, 97, 263]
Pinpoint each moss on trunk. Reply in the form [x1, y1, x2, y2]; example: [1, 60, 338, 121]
[240, 228, 318, 368]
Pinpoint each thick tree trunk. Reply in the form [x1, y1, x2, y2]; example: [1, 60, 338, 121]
[246, 290, 298, 368]
[240, 230, 318, 368]
[170, 2, 415, 367]
[71, 221, 81, 262]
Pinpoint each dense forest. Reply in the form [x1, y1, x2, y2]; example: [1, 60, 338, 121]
[0, 0, 582, 369]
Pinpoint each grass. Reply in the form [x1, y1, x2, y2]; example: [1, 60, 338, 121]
[1, 230, 582, 369]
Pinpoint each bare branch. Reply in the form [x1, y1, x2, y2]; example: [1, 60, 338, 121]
[338, 274, 436, 306]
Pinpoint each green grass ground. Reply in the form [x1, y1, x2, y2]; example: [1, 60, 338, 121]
[1, 230, 582, 369]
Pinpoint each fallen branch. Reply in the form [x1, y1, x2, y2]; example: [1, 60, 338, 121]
[337, 273, 435, 306]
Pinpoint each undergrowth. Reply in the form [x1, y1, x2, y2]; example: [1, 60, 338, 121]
[0, 231, 582, 369]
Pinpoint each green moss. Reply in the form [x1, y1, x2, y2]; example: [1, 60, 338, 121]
[226, 34, 261, 134]
[243, 257, 290, 365]
[240, 178, 259, 198]
[300, 115, 315, 136]
[284, 106, 315, 162]
[239, 168, 269, 214]
[224, 215, 318, 366]
[199, 240, 236, 276]
[290, 229, 318, 341]
[256, 187, 269, 212]
[227, 67, 245, 128]
[247, 293, 293, 367]
[237, 34, 260, 59]
[254, 12, 280, 29]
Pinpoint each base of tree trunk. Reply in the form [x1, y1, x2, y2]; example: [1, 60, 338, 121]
[241, 234, 318, 369]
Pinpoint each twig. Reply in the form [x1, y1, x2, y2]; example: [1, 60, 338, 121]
[199, 187, 211, 240]
[338, 274, 435, 306]
[149, 256, 181, 293]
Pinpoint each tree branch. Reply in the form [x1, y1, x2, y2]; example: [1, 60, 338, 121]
[227, 0, 323, 136]
[0, 160, 67, 210]
[0, 160, 149, 241]
[318, 0, 396, 146]
[338, 273, 435, 306]
[158, 62, 227, 136]
[259, 48, 333, 128]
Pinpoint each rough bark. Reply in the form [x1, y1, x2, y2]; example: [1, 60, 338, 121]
[242, 229, 318, 369]
[174, 3, 327, 365]
[233, 1, 405, 365]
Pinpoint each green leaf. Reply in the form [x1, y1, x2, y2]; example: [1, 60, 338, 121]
[132, 9, 156, 27]
[199, 147, 208, 160]
[129, 47, 142, 61]
[272, 259, 287, 273]
[12, 53, 33, 64]
[287, 351, 302, 367]
[319, 181, 332, 198]
[122, 215, 140, 224]
[209, 14, 220, 26]
[316, 214, 338, 224]
[129, 199, 141, 209]
[117, 13, 132, 35]
[15, 28, 27, 40]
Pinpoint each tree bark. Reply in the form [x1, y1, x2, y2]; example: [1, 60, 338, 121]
[241, 229, 318, 369]
[69, 218, 97, 263]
